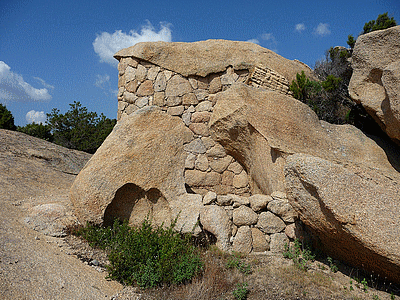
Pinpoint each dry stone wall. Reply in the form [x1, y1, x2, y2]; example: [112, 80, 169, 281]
[116, 56, 300, 253]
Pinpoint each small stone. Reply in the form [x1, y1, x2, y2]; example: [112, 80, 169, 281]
[125, 66, 136, 82]
[251, 228, 269, 252]
[191, 111, 211, 123]
[231, 194, 250, 207]
[217, 194, 233, 206]
[166, 74, 192, 97]
[195, 154, 209, 171]
[249, 194, 272, 212]
[233, 205, 258, 226]
[185, 153, 196, 169]
[221, 170, 234, 186]
[166, 96, 182, 106]
[256, 211, 286, 234]
[125, 104, 139, 115]
[206, 144, 226, 158]
[232, 226, 252, 254]
[185, 169, 208, 186]
[135, 97, 149, 108]
[196, 101, 213, 112]
[35, 236, 40, 240]
[136, 64, 147, 82]
[167, 106, 184, 116]
[233, 171, 249, 188]
[153, 92, 165, 106]
[188, 77, 198, 89]
[91, 259, 100, 266]
[184, 138, 206, 154]
[209, 75, 222, 94]
[194, 89, 208, 101]
[126, 57, 139, 68]
[188, 123, 209, 136]
[154, 72, 167, 92]
[164, 70, 173, 81]
[147, 66, 160, 80]
[267, 199, 297, 223]
[201, 136, 215, 149]
[209, 156, 233, 173]
[203, 191, 217, 205]
[228, 161, 243, 174]
[182, 93, 199, 105]
[126, 79, 139, 93]
[182, 112, 192, 126]
[284, 223, 296, 239]
[269, 233, 289, 253]
[123, 92, 138, 104]
[136, 80, 154, 97]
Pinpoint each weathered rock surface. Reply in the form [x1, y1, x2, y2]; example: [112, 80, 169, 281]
[349, 25, 400, 143]
[114, 39, 315, 82]
[285, 153, 400, 284]
[70, 107, 197, 231]
[200, 205, 232, 251]
[209, 83, 397, 195]
[0, 129, 91, 199]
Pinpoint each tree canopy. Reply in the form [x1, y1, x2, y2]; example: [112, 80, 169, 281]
[0, 103, 17, 130]
[362, 12, 397, 34]
[46, 101, 116, 154]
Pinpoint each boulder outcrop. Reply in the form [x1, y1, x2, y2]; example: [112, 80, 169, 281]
[349, 25, 400, 144]
[209, 83, 398, 194]
[69, 106, 197, 232]
[285, 153, 400, 284]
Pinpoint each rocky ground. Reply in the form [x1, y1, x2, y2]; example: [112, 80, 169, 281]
[1, 129, 399, 300]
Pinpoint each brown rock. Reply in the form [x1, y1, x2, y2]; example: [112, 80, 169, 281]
[182, 93, 199, 105]
[221, 170, 234, 186]
[170, 193, 203, 235]
[232, 226, 252, 254]
[165, 74, 193, 97]
[285, 153, 400, 284]
[70, 107, 193, 226]
[209, 74, 222, 94]
[167, 105, 184, 116]
[256, 211, 286, 234]
[154, 72, 167, 92]
[209, 83, 398, 195]
[114, 39, 315, 82]
[349, 26, 400, 143]
[249, 194, 272, 212]
[270, 233, 289, 253]
[126, 79, 139, 93]
[191, 111, 212, 123]
[251, 228, 269, 252]
[194, 154, 208, 171]
[200, 205, 232, 251]
[153, 92, 165, 106]
[189, 123, 210, 136]
[267, 199, 297, 223]
[233, 170, 249, 188]
[232, 205, 258, 226]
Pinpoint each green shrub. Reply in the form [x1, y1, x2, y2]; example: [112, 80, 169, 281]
[17, 122, 53, 141]
[362, 12, 397, 34]
[283, 239, 315, 271]
[226, 252, 252, 275]
[76, 218, 203, 288]
[233, 282, 249, 300]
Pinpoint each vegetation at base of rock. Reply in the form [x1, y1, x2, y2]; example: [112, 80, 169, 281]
[0, 103, 17, 130]
[362, 12, 397, 34]
[233, 282, 249, 300]
[17, 122, 53, 142]
[226, 252, 252, 275]
[283, 239, 315, 271]
[46, 101, 116, 154]
[75, 218, 203, 288]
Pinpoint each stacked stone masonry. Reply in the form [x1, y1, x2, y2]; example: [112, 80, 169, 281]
[117, 57, 300, 253]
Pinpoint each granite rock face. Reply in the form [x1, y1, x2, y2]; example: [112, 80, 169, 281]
[69, 107, 196, 232]
[285, 153, 400, 284]
[349, 25, 400, 144]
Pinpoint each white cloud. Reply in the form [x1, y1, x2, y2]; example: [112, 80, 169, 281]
[295, 23, 306, 33]
[0, 61, 52, 102]
[26, 110, 47, 124]
[314, 23, 331, 36]
[246, 39, 260, 44]
[93, 21, 172, 67]
[94, 74, 110, 88]
[33, 77, 55, 90]
[261, 33, 278, 52]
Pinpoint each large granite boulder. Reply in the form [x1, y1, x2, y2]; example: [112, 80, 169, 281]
[114, 39, 315, 83]
[69, 106, 204, 234]
[285, 153, 400, 284]
[349, 25, 400, 144]
[209, 83, 397, 194]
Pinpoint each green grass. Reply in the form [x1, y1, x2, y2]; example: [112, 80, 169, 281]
[75, 218, 203, 288]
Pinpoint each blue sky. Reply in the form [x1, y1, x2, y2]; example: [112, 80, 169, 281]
[1, 0, 399, 126]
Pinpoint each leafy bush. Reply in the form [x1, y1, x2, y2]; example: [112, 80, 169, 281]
[76, 218, 203, 288]
[0, 103, 16, 130]
[283, 239, 315, 271]
[17, 122, 53, 141]
[46, 101, 116, 153]
[226, 252, 252, 275]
